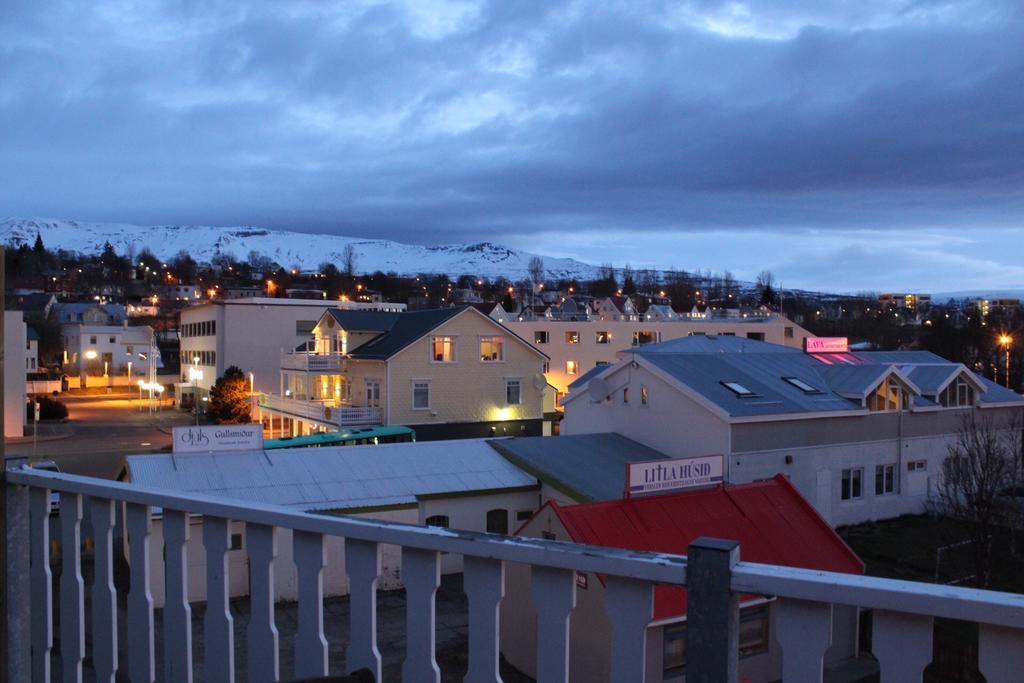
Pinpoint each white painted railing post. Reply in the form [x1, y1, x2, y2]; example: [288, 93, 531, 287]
[163, 509, 193, 683]
[979, 624, 1024, 683]
[530, 565, 577, 683]
[29, 488, 52, 683]
[202, 517, 235, 683]
[401, 547, 442, 683]
[345, 538, 382, 681]
[873, 609, 933, 682]
[775, 598, 832, 682]
[60, 492, 85, 683]
[463, 556, 505, 683]
[293, 530, 328, 679]
[685, 537, 739, 683]
[126, 503, 155, 683]
[89, 497, 118, 683]
[246, 523, 279, 683]
[605, 576, 653, 683]
[6, 483, 31, 683]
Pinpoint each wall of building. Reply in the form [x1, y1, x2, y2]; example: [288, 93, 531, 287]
[4, 310, 27, 438]
[386, 309, 547, 428]
[504, 318, 811, 394]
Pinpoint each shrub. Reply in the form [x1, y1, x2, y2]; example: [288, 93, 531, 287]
[29, 396, 68, 420]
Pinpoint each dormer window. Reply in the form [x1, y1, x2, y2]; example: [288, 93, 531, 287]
[867, 376, 906, 412]
[783, 377, 821, 394]
[721, 381, 756, 397]
[939, 377, 975, 408]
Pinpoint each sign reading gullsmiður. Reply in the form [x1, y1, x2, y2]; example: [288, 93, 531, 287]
[172, 425, 264, 453]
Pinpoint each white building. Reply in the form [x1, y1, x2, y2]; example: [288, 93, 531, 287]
[26, 326, 39, 373]
[121, 439, 540, 608]
[178, 297, 406, 398]
[561, 335, 1024, 526]
[61, 321, 159, 380]
[4, 310, 27, 437]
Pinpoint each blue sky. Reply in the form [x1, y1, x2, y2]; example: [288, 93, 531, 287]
[1, 1, 1023, 291]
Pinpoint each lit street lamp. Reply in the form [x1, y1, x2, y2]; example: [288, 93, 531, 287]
[998, 335, 1013, 389]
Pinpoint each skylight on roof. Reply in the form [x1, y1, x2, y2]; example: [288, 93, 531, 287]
[721, 381, 756, 397]
[783, 377, 822, 394]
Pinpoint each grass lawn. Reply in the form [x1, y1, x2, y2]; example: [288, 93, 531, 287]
[837, 514, 1024, 682]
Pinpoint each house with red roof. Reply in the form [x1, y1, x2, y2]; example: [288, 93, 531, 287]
[500, 475, 865, 683]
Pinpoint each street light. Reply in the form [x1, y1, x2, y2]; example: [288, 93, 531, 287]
[999, 334, 1013, 389]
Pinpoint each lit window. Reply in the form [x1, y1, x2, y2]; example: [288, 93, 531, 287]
[641, 386, 649, 405]
[412, 381, 431, 410]
[431, 336, 456, 362]
[566, 360, 579, 376]
[596, 330, 610, 344]
[783, 377, 821, 394]
[867, 377, 906, 412]
[506, 379, 522, 405]
[565, 330, 579, 344]
[622, 387, 629, 404]
[841, 468, 863, 500]
[425, 515, 449, 528]
[480, 336, 505, 362]
[721, 381, 756, 397]
[534, 331, 549, 344]
[875, 464, 895, 495]
[632, 330, 656, 346]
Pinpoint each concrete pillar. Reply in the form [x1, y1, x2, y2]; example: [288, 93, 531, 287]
[686, 537, 740, 683]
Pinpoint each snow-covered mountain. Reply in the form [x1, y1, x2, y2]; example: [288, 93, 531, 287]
[0, 218, 604, 280]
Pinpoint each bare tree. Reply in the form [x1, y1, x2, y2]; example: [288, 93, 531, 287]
[528, 256, 545, 287]
[933, 413, 1021, 587]
[756, 270, 777, 306]
[342, 244, 357, 277]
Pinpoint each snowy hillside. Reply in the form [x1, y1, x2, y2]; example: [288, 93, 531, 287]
[0, 218, 604, 280]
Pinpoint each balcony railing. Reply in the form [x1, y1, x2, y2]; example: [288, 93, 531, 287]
[258, 393, 383, 428]
[280, 351, 346, 372]
[5, 467, 1024, 683]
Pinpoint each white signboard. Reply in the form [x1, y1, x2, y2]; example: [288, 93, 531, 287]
[172, 425, 264, 454]
[627, 455, 724, 497]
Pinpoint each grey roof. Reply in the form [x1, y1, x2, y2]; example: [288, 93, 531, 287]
[567, 363, 609, 391]
[816, 365, 893, 398]
[26, 326, 39, 341]
[324, 309, 402, 333]
[125, 439, 537, 512]
[635, 335, 799, 355]
[344, 307, 465, 360]
[488, 434, 669, 502]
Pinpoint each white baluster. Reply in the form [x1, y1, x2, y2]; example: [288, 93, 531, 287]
[873, 610, 933, 683]
[605, 576, 653, 683]
[401, 547, 441, 683]
[293, 531, 328, 679]
[345, 538, 382, 681]
[163, 510, 193, 683]
[246, 523, 279, 683]
[775, 598, 832, 682]
[531, 566, 577, 683]
[60, 492, 84, 683]
[126, 503, 155, 683]
[463, 556, 505, 683]
[203, 517, 235, 683]
[29, 488, 52, 683]
[979, 624, 1024, 683]
[89, 497, 118, 683]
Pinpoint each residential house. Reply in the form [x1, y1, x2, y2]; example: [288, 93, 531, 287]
[643, 304, 680, 322]
[62, 321, 160, 381]
[53, 302, 126, 325]
[593, 295, 639, 321]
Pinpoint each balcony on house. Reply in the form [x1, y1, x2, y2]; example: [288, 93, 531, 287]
[5, 466, 1024, 683]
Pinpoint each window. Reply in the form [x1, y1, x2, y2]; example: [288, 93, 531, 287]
[867, 377, 906, 412]
[480, 336, 505, 362]
[663, 624, 687, 679]
[534, 330, 549, 344]
[783, 377, 821, 394]
[541, 530, 556, 540]
[542, 361, 550, 373]
[875, 464, 895, 495]
[747, 332, 765, 341]
[721, 381, 756, 397]
[431, 336, 456, 362]
[516, 510, 533, 522]
[908, 459, 927, 471]
[738, 605, 770, 658]
[622, 387, 629, 404]
[425, 515, 449, 528]
[841, 468, 863, 500]
[939, 377, 975, 407]
[632, 330, 657, 346]
[230, 533, 244, 551]
[412, 381, 431, 410]
[506, 379, 522, 405]
[595, 330, 610, 344]
[596, 361, 610, 367]
[126, 345, 134, 356]
[89, 336, 97, 345]
[784, 326, 794, 338]
[566, 360, 579, 375]
[641, 385, 649, 405]
[565, 330, 579, 344]
[486, 509, 509, 535]
[109, 336, 116, 344]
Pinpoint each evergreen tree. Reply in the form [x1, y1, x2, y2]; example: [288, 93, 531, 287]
[33, 233, 45, 253]
[208, 366, 252, 424]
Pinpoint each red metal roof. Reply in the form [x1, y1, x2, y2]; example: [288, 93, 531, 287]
[547, 474, 864, 621]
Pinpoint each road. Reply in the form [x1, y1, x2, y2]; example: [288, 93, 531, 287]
[6, 394, 194, 479]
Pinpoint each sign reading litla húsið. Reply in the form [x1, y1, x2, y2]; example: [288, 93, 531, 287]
[627, 455, 724, 497]
[172, 424, 264, 453]
[804, 337, 849, 353]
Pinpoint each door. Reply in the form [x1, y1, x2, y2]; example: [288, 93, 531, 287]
[816, 470, 833, 523]
[365, 380, 381, 407]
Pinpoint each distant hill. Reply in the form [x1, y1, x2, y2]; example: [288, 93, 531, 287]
[0, 217, 605, 281]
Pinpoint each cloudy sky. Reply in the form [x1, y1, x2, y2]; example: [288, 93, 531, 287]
[2, 0, 1023, 292]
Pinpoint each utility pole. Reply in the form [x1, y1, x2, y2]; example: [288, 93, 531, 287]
[1, 246, 8, 682]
